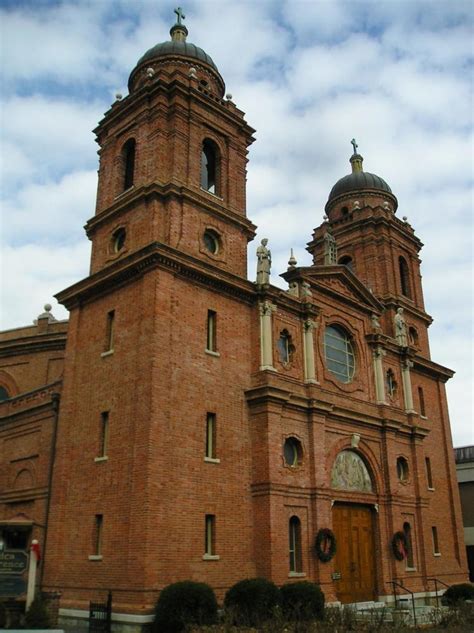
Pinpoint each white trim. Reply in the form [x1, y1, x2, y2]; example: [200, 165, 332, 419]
[94, 456, 108, 463]
[288, 572, 306, 578]
[205, 349, 220, 357]
[101, 349, 114, 358]
[88, 554, 103, 561]
[204, 456, 220, 464]
[202, 553, 220, 560]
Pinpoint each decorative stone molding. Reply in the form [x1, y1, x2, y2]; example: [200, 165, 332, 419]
[259, 300, 277, 371]
[373, 345, 386, 404]
[303, 318, 318, 383]
[401, 358, 415, 412]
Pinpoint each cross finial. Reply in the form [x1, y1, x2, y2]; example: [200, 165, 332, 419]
[351, 138, 358, 155]
[174, 6, 185, 25]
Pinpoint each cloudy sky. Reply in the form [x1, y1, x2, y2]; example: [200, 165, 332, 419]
[0, 0, 472, 445]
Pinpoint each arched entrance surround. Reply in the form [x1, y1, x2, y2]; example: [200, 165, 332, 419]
[328, 441, 381, 604]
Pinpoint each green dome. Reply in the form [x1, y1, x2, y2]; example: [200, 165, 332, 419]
[328, 171, 393, 201]
[136, 39, 218, 72]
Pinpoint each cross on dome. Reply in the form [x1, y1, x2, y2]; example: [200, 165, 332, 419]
[174, 7, 185, 25]
[351, 138, 359, 155]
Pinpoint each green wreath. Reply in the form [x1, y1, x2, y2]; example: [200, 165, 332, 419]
[315, 528, 337, 562]
[391, 531, 408, 561]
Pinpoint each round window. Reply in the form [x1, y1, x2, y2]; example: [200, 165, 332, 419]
[112, 227, 126, 253]
[397, 457, 409, 482]
[324, 325, 355, 383]
[284, 437, 302, 467]
[203, 230, 220, 255]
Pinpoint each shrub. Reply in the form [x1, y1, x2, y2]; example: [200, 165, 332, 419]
[442, 582, 474, 605]
[24, 594, 51, 629]
[280, 581, 325, 621]
[224, 577, 281, 627]
[153, 580, 218, 633]
[0, 603, 6, 628]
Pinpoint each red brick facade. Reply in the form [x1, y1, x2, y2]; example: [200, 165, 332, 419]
[0, 19, 468, 630]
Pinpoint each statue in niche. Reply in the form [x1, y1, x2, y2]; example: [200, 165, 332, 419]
[323, 229, 337, 265]
[331, 450, 373, 492]
[394, 307, 408, 347]
[256, 238, 271, 285]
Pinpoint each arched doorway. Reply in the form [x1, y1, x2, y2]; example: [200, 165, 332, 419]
[331, 450, 377, 603]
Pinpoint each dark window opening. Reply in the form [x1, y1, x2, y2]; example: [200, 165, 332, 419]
[432, 526, 440, 554]
[105, 310, 115, 352]
[93, 514, 103, 555]
[123, 138, 136, 191]
[418, 387, 426, 416]
[112, 227, 126, 253]
[339, 255, 354, 272]
[399, 256, 411, 298]
[0, 386, 9, 401]
[203, 229, 220, 255]
[408, 327, 419, 347]
[201, 139, 218, 194]
[403, 522, 415, 568]
[397, 456, 409, 482]
[99, 412, 109, 458]
[277, 329, 294, 364]
[284, 437, 302, 467]
[425, 457, 434, 489]
[205, 413, 216, 459]
[341, 206, 349, 217]
[289, 516, 302, 573]
[205, 514, 216, 555]
[386, 369, 397, 397]
[0, 526, 30, 550]
[206, 310, 217, 352]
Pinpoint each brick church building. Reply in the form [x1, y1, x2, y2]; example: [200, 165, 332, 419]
[0, 12, 468, 631]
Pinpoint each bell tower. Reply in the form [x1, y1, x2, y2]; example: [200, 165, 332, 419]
[307, 141, 432, 356]
[86, 9, 256, 279]
[45, 12, 258, 614]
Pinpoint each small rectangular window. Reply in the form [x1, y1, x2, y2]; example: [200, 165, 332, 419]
[432, 526, 440, 554]
[105, 310, 115, 352]
[205, 413, 216, 459]
[206, 310, 217, 352]
[418, 387, 426, 416]
[94, 514, 103, 555]
[99, 412, 109, 458]
[425, 457, 434, 489]
[205, 514, 215, 556]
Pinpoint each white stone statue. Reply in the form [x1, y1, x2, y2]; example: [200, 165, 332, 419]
[394, 307, 408, 347]
[256, 238, 271, 285]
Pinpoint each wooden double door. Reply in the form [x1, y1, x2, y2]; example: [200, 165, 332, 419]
[332, 504, 377, 603]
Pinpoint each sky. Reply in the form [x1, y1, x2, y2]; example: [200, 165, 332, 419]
[0, 0, 472, 446]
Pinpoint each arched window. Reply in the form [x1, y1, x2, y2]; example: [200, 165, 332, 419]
[324, 325, 355, 383]
[289, 516, 302, 573]
[386, 369, 397, 398]
[0, 386, 9, 402]
[399, 256, 411, 298]
[338, 255, 354, 273]
[408, 326, 419, 347]
[277, 329, 294, 364]
[201, 139, 219, 194]
[397, 457, 409, 482]
[122, 138, 136, 190]
[403, 522, 415, 568]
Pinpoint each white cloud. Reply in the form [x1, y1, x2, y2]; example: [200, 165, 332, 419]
[0, 0, 472, 446]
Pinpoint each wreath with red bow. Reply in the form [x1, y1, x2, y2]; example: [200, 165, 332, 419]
[391, 531, 408, 561]
[314, 528, 337, 562]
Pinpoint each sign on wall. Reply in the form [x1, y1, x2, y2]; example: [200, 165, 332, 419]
[0, 550, 28, 575]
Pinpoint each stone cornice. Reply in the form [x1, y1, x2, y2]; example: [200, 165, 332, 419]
[56, 242, 257, 309]
[380, 297, 433, 326]
[85, 181, 256, 239]
[0, 382, 62, 421]
[0, 486, 49, 504]
[0, 330, 67, 359]
[411, 356, 454, 382]
[95, 73, 255, 144]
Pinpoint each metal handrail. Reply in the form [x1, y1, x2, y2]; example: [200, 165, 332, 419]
[387, 580, 417, 628]
[426, 578, 450, 608]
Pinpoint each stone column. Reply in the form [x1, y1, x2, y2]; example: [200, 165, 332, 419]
[401, 358, 415, 413]
[259, 300, 276, 371]
[303, 318, 318, 383]
[373, 346, 386, 404]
